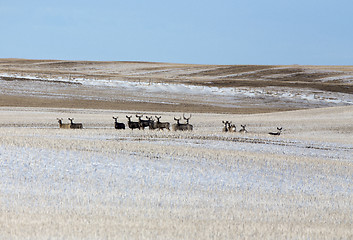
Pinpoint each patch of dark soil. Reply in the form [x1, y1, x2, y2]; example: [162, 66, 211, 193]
[203, 79, 353, 94]
[187, 65, 275, 77]
[223, 67, 342, 82]
[0, 59, 53, 65]
[0, 94, 294, 114]
[39, 61, 111, 69]
[0, 76, 81, 85]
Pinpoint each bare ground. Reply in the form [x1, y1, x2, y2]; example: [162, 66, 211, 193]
[1, 58, 352, 113]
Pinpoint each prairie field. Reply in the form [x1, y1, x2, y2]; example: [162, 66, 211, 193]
[0, 59, 353, 239]
[1, 59, 353, 113]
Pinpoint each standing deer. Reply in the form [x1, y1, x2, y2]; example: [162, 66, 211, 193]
[126, 115, 140, 130]
[112, 116, 125, 129]
[172, 114, 193, 131]
[57, 118, 71, 129]
[68, 118, 83, 129]
[136, 114, 150, 130]
[239, 124, 247, 133]
[269, 127, 282, 136]
[172, 117, 182, 131]
[146, 116, 158, 130]
[155, 116, 170, 130]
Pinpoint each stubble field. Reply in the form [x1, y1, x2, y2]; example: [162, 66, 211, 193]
[0, 59, 353, 239]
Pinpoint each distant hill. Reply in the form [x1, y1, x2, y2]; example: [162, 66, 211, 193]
[0, 59, 352, 113]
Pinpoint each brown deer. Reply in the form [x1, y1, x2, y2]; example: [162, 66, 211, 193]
[112, 116, 125, 129]
[172, 117, 182, 131]
[126, 115, 140, 130]
[136, 114, 150, 130]
[146, 116, 158, 130]
[172, 114, 193, 131]
[239, 124, 247, 133]
[269, 127, 282, 136]
[222, 121, 229, 132]
[222, 121, 236, 132]
[228, 122, 236, 132]
[57, 118, 70, 129]
[68, 118, 83, 129]
[155, 116, 170, 130]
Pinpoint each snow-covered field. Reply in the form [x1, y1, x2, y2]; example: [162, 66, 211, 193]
[0, 106, 352, 239]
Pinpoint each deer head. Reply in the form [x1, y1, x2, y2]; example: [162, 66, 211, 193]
[174, 117, 181, 124]
[183, 114, 191, 124]
[222, 121, 229, 127]
[68, 118, 74, 123]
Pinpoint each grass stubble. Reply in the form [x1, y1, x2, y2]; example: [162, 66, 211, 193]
[0, 106, 352, 239]
[0, 59, 352, 239]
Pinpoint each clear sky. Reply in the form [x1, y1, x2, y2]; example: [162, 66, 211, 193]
[1, 0, 352, 65]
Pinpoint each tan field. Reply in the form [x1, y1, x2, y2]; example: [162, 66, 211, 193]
[0, 59, 352, 239]
[1, 58, 352, 113]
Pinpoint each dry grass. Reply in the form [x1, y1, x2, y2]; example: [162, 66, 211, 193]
[1, 59, 352, 113]
[0, 59, 352, 238]
[0, 106, 352, 239]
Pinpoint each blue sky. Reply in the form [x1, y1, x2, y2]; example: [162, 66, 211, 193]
[1, 0, 352, 65]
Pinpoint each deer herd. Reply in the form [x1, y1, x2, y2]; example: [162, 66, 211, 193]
[57, 115, 283, 135]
